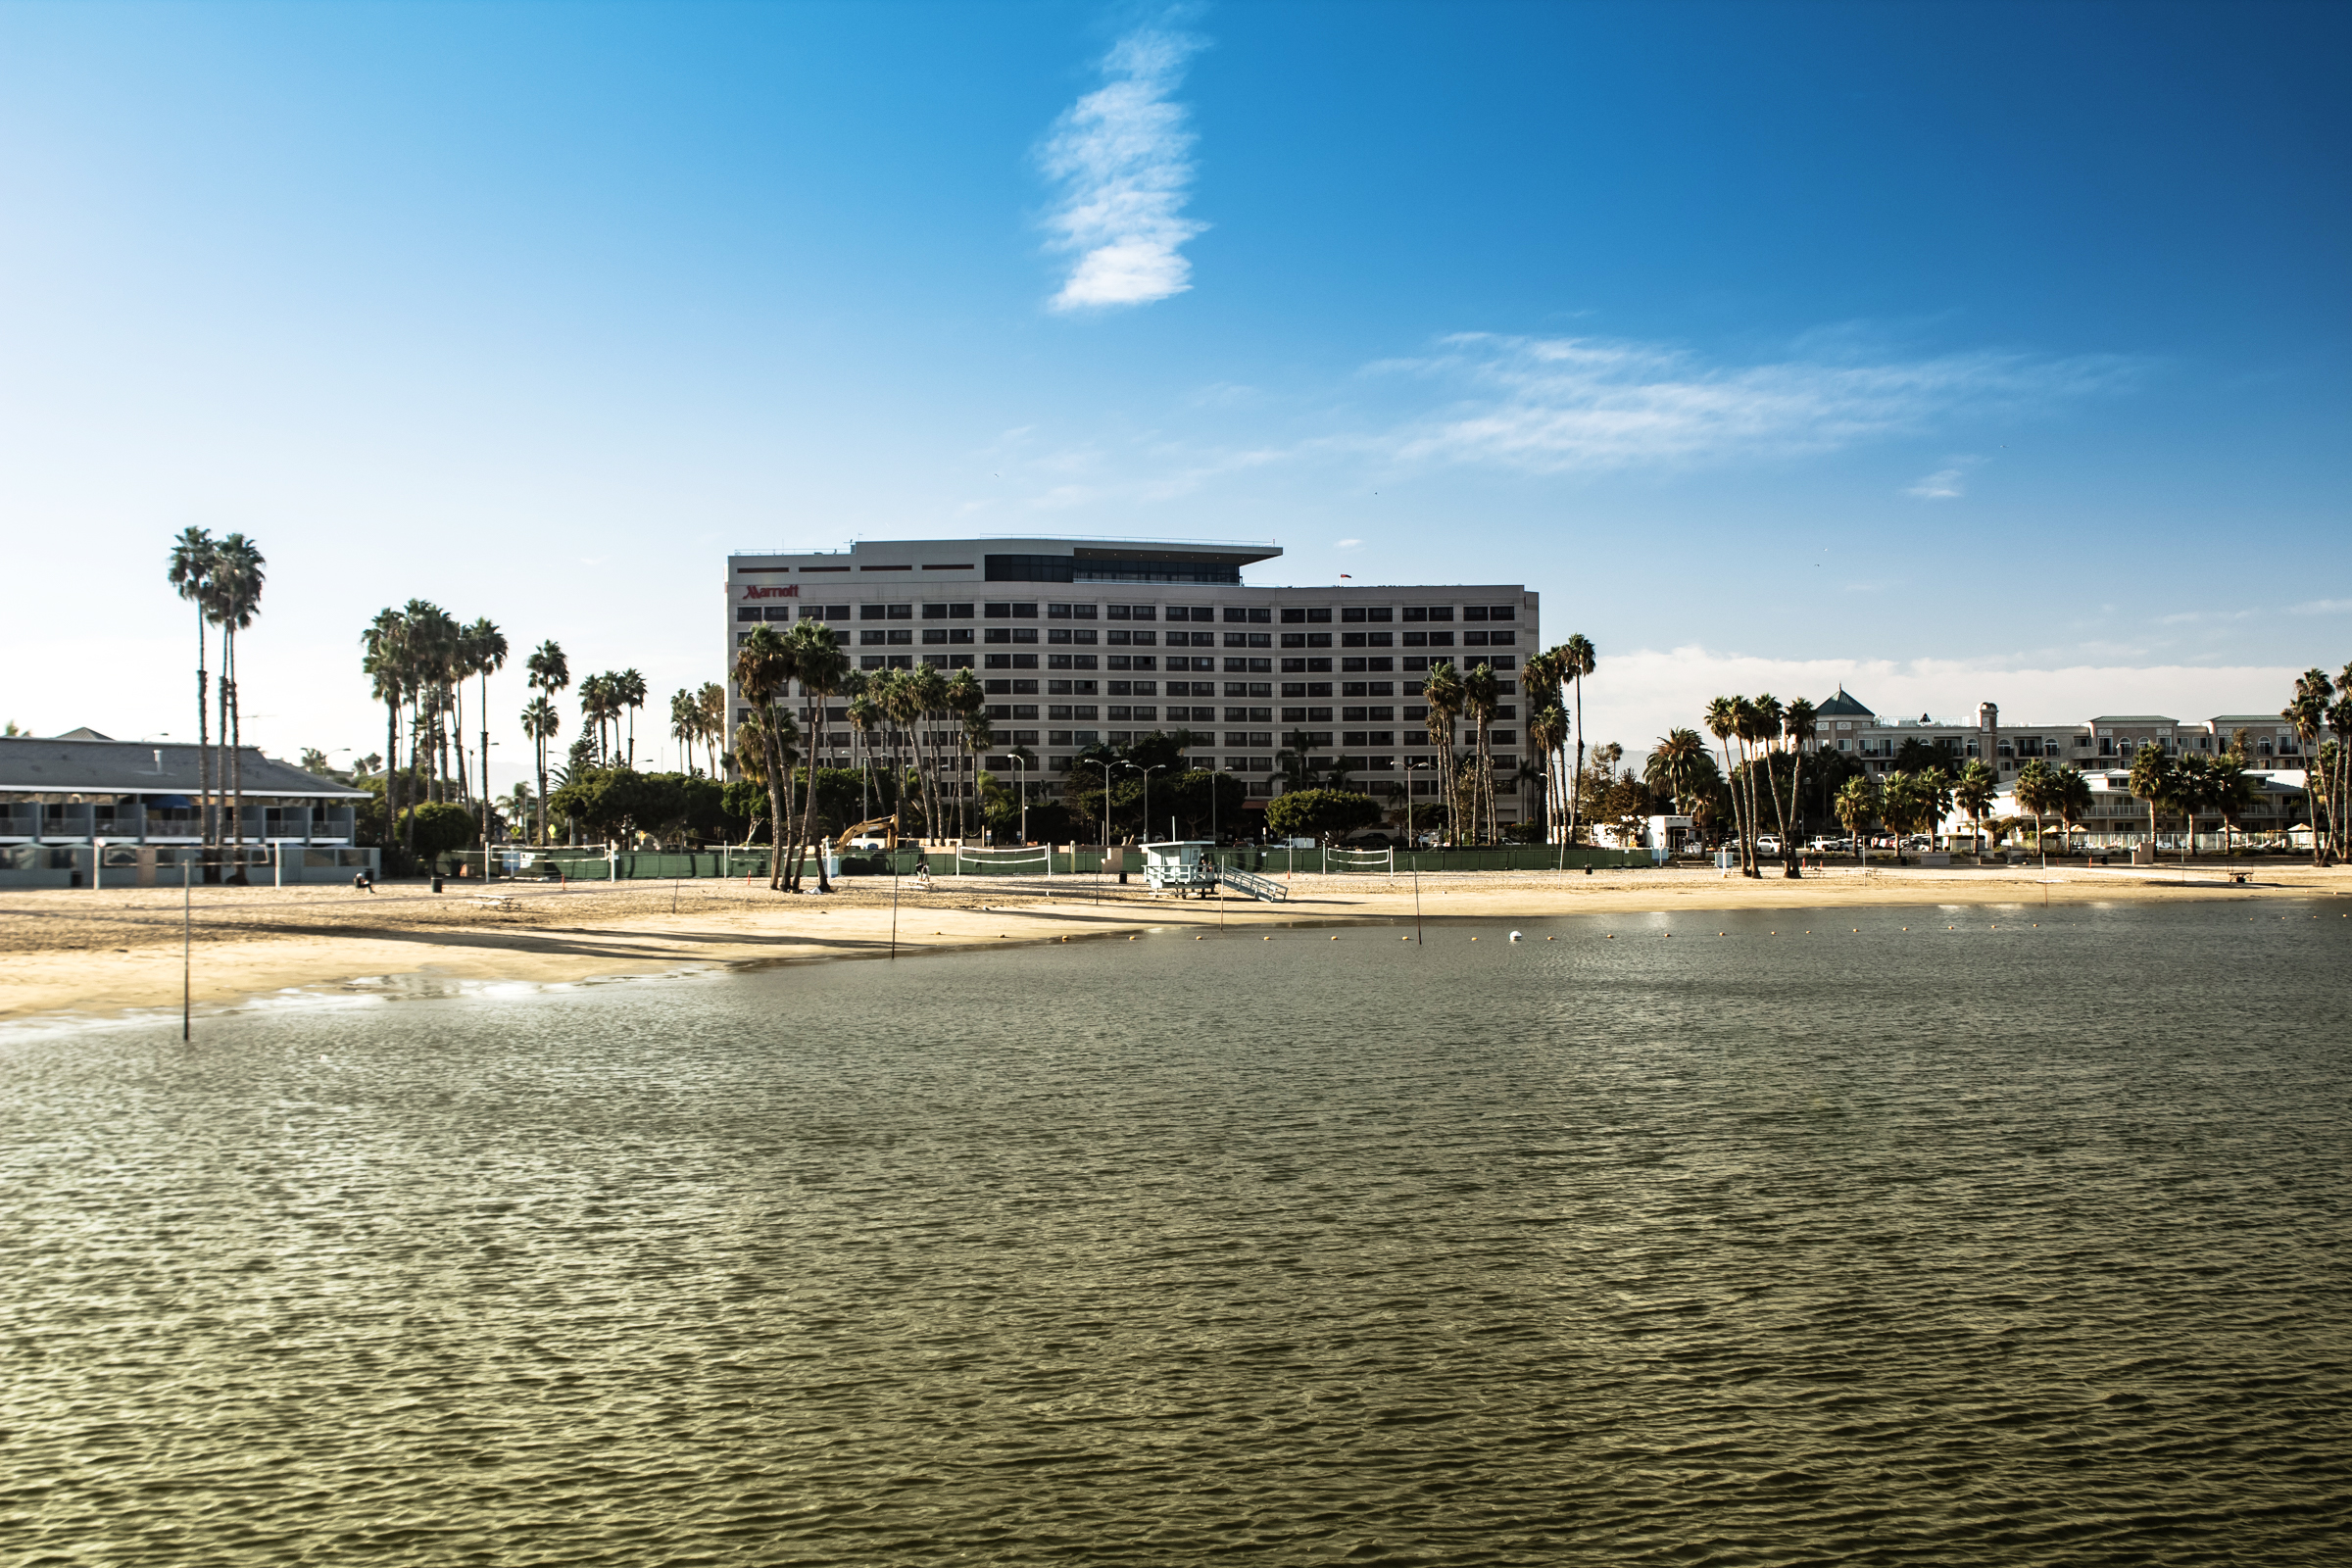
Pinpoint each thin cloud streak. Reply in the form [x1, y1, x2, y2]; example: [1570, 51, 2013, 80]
[1359, 333, 2143, 474]
[1039, 23, 1208, 312]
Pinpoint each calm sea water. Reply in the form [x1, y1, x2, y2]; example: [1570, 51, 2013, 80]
[4, 900, 2347, 1565]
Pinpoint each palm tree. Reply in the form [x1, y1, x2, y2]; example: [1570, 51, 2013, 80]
[2055, 766, 2092, 855]
[1780, 697, 1817, 874]
[2208, 746, 2253, 854]
[2127, 738, 2175, 853]
[2014, 759, 2062, 867]
[944, 667, 986, 841]
[464, 618, 507, 849]
[731, 626, 799, 890]
[520, 696, 561, 844]
[614, 668, 647, 768]
[847, 685, 883, 823]
[1461, 662, 1500, 844]
[958, 701, 995, 841]
[1521, 648, 1566, 837]
[525, 642, 569, 841]
[1420, 661, 1465, 845]
[400, 601, 457, 804]
[576, 674, 612, 765]
[1953, 759, 1998, 854]
[1558, 634, 1596, 845]
[526, 641, 571, 713]
[362, 608, 411, 867]
[1702, 698, 1741, 862]
[2283, 669, 2331, 864]
[1729, 695, 1765, 876]
[668, 690, 703, 774]
[206, 534, 266, 881]
[787, 621, 851, 891]
[166, 527, 220, 865]
[1645, 728, 1705, 816]
[906, 663, 950, 840]
[1834, 774, 1879, 870]
[2327, 693, 2352, 861]
[1272, 731, 1324, 796]
[1528, 703, 1568, 838]
[694, 681, 727, 777]
[1750, 693, 1790, 876]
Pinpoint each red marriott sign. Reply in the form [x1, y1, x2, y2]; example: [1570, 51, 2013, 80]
[741, 584, 801, 600]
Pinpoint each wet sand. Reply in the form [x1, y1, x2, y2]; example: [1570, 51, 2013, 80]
[4, 861, 2343, 1024]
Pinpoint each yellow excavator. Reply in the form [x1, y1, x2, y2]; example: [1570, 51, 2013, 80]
[831, 813, 902, 851]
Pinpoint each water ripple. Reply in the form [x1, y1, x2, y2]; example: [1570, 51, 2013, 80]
[3, 901, 2346, 1563]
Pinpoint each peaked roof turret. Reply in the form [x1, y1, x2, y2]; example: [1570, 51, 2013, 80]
[1815, 686, 1874, 717]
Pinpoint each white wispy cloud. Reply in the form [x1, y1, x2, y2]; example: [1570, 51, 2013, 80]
[1335, 537, 1362, 548]
[1906, 465, 1970, 500]
[1361, 334, 2141, 474]
[1038, 22, 1208, 312]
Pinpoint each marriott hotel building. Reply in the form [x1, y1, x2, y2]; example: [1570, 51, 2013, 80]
[727, 537, 1540, 822]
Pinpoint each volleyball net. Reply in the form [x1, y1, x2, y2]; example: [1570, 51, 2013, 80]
[1323, 847, 1395, 875]
[951, 846, 1054, 876]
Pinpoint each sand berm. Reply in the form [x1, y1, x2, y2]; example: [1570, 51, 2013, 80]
[4, 861, 2344, 1023]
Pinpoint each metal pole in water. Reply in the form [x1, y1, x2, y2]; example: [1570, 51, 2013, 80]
[182, 858, 192, 1041]
[890, 859, 900, 959]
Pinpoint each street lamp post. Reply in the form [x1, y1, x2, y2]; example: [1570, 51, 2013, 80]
[1121, 761, 1165, 844]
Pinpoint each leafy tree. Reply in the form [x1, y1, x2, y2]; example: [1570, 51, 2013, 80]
[401, 800, 480, 859]
[720, 779, 770, 842]
[1161, 768, 1248, 840]
[547, 767, 686, 843]
[1264, 788, 1382, 845]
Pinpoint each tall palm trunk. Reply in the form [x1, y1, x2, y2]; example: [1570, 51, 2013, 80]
[797, 695, 832, 893]
[385, 695, 403, 866]
[215, 635, 231, 881]
[761, 720, 790, 892]
[227, 630, 248, 883]
[1768, 752, 1792, 875]
[1567, 675, 1585, 845]
[404, 689, 422, 860]
[193, 607, 213, 863]
[1782, 746, 1805, 877]
[1478, 717, 1496, 844]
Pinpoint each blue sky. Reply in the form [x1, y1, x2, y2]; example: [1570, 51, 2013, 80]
[2, 0, 2345, 775]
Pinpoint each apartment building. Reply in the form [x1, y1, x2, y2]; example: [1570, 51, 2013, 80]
[1813, 690, 2311, 839]
[1816, 689, 2313, 778]
[725, 537, 1540, 819]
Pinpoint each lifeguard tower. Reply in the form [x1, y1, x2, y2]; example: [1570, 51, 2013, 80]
[1143, 841, 1219, 898]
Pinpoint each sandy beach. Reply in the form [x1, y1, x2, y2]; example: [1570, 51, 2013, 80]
[5, 859, 2344, 1025]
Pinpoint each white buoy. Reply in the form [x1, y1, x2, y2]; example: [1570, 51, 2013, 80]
[1508, 930, 1523, 943]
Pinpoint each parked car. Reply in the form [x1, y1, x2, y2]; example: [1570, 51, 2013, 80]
[1755, 835, 1782, 854]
